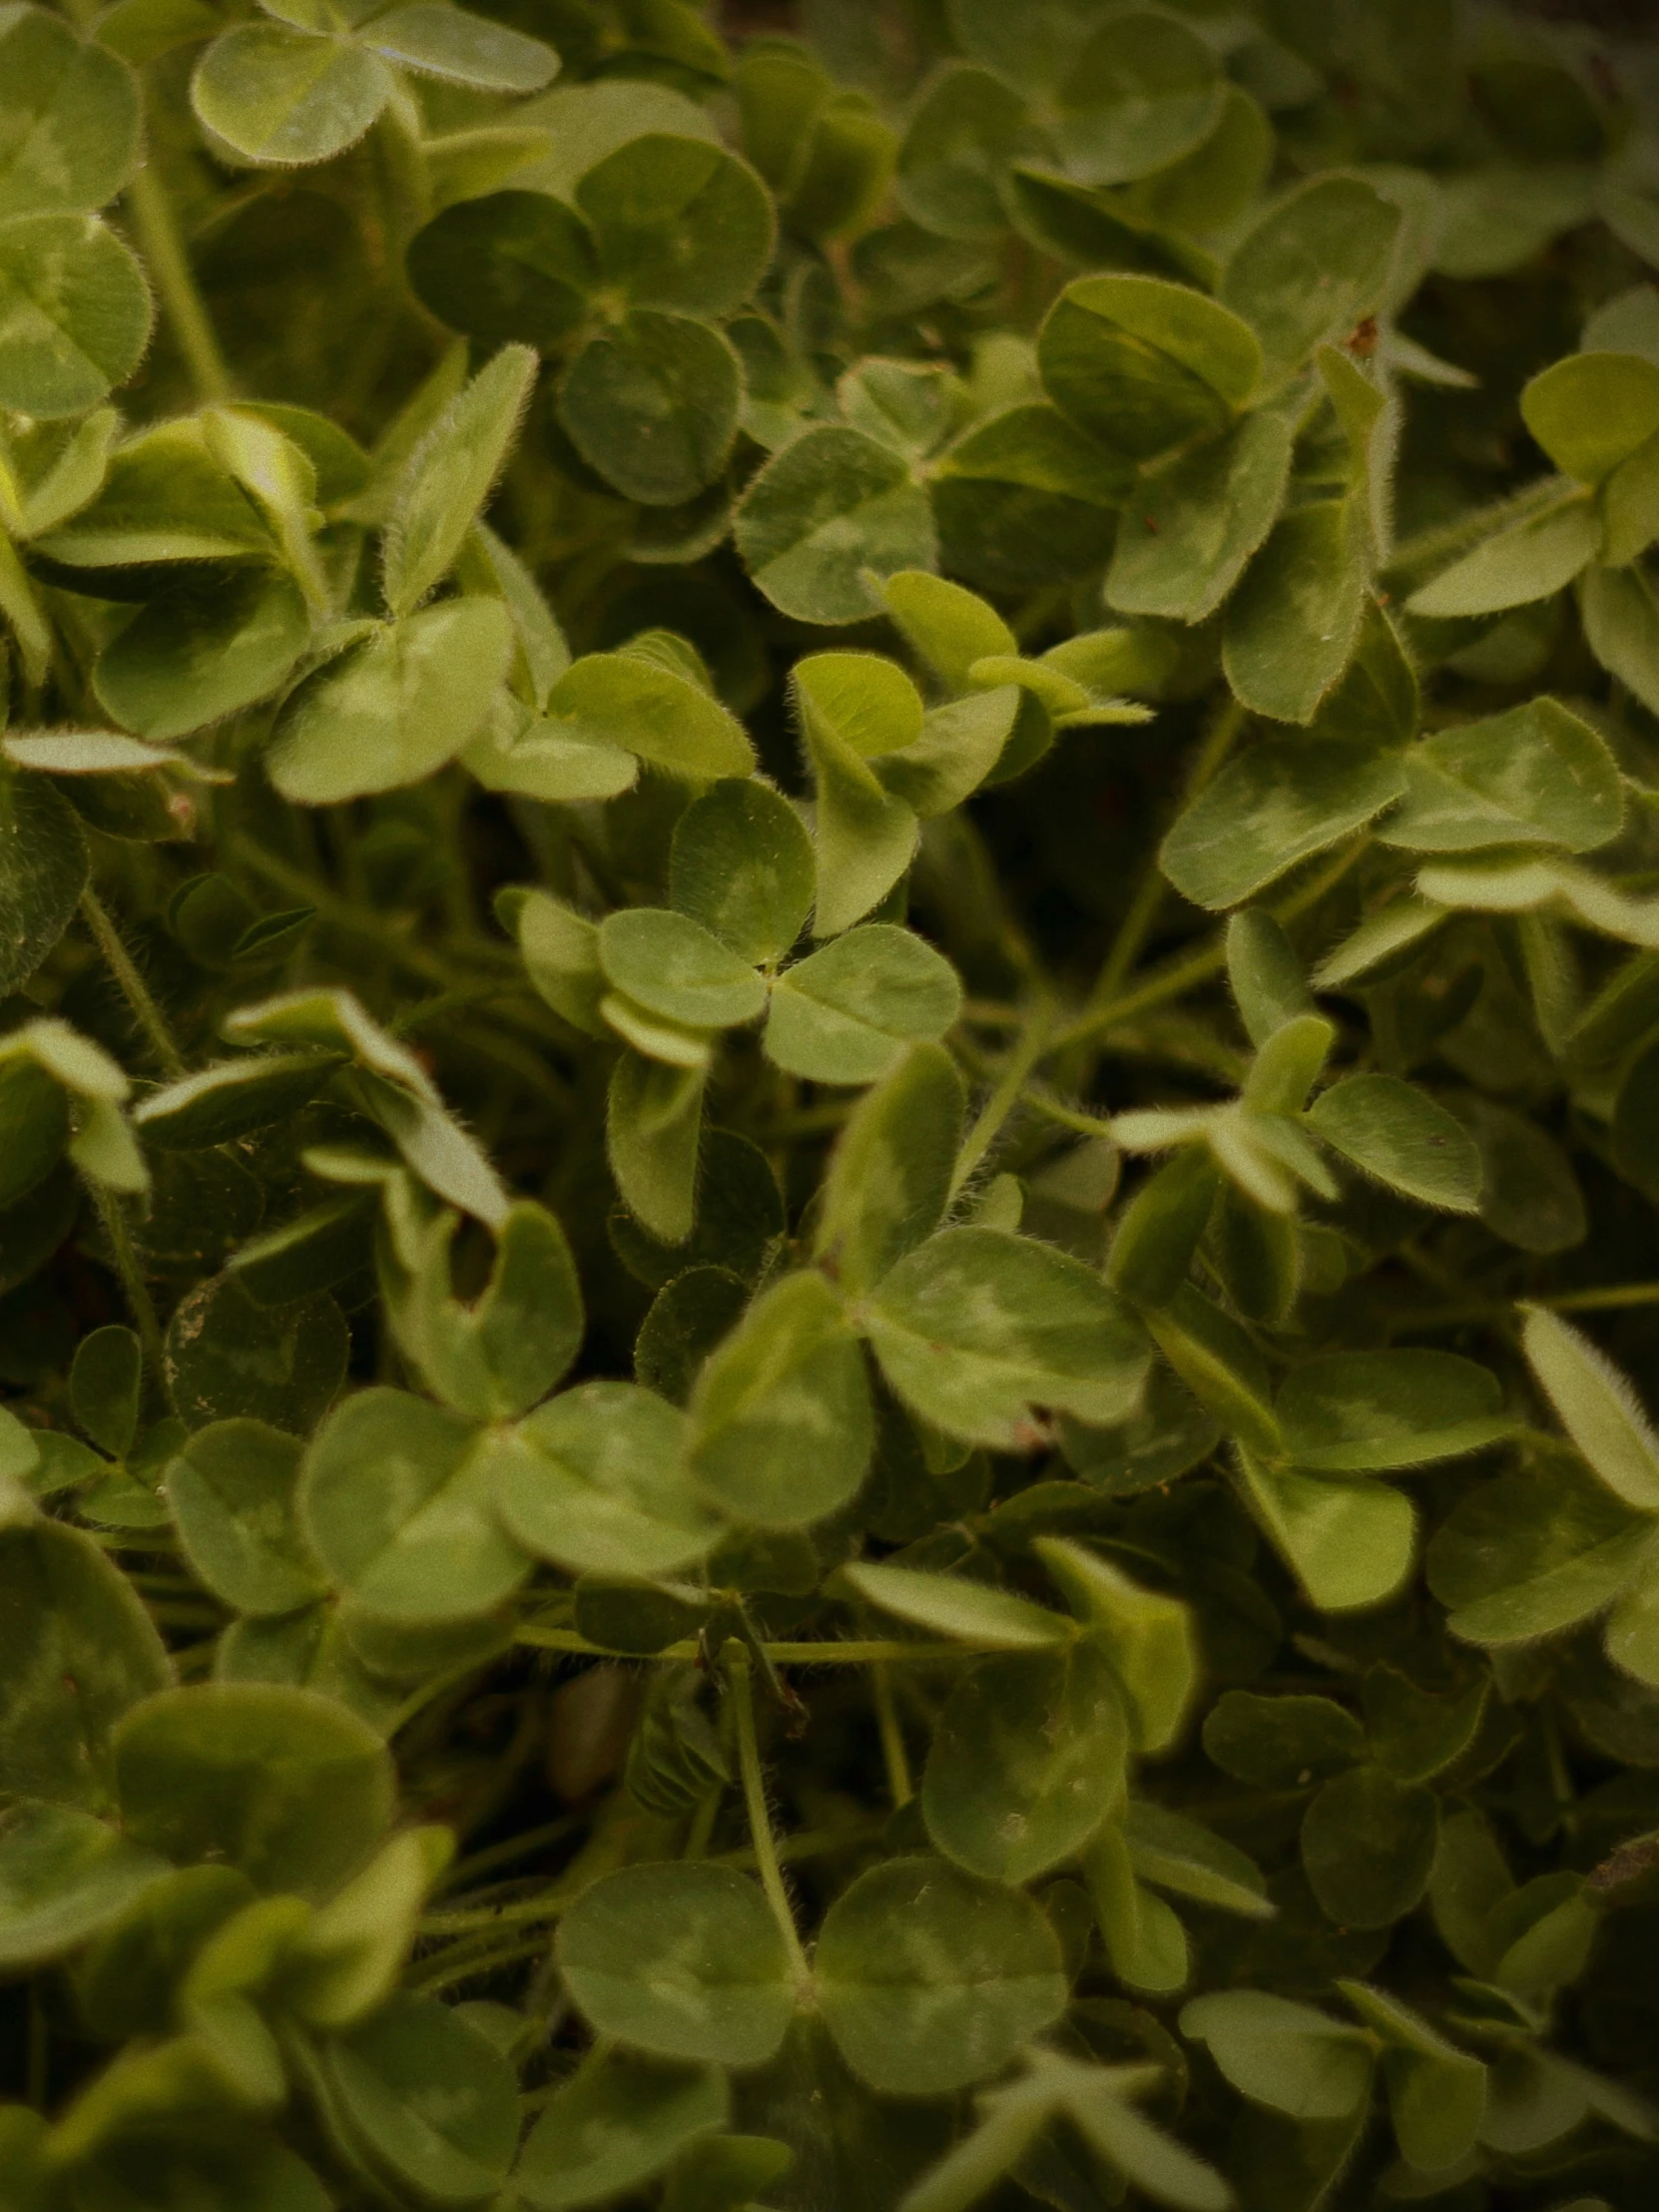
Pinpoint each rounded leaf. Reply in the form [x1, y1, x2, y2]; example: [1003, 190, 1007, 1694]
[922, 1643, 1129, 1885]
[300, 1386, 531, 1624]
[0, 8, 142, 221]
[501, 1381, 721, 1578]
[557, 1862, 797, 2066]
[735, 424, 937, 626]
[865, 1225, 1151, 1447]
[319, 1990, 521, 2204]
[0, 211, 151, 418]
[165, 1418, 326, 1618]
[817, 1856, 1067, 2094]
[113, 1682, 393, 1896]
[192, 22, 392, 167]
[560, 310, 741, 508]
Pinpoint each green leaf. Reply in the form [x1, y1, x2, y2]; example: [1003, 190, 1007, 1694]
[662, 2134, 794, 2212]
[1160, 736, 1403, 909]
[793, 650, 924, 935]
[1302, 1765, 1436, 1929]
[609, 1054, 706, 1247]
[817, 1857, 1067, 2092]
[1521, 1307, 1659, 1513]
[765, 925, 961, 1084]
[931, 402, 1126, 593]
[133, 1052, 342, 1151]
[1378, 698, 1621, 854]
[31, 415, 277, 568]
[165, 1272, 348, 1433]
[688, 1270, 872, 1528]
[1582, 561, 1659, 716]
[1235, 1450, 1417, 1612]
[407, 189, 596, 349]
[1276, 1351, 1508, 1472]
[0, 1803, 169, 1972]
[880, 568, 1015, 691]
[0, 8, 142, 221]
[299, 1386, 529, 1623]
[560, 311, 742, 508]
[1427, 1459, 1650, 1646]
[814, 1044, 963, 1298]
[318, 1990, 521, 2203]
[1405, 490, 1599, 618]
[267, 597, 513, 803]
[517, 2053, 730, 2212]
[1143, 1284, 1279, 1455]
[360, 2, 556, 92]
[735, 424, 937, 626]
[544, 651, 754, 780]
[1308, 1074, 1482, 1212]
[385, 1196, 583, 1421]
[94, 570, 312, 742]
[839, 1560, 1073, 1650]
[113, 1682, 393, 1895]
[922, 1642, 1128, 1884]
[1061, 1365, 1221, 1497]
[500, 1381, 720, 1577]
[69, 1323, 141, 1458]
[1340, 1980, 1486, 2174]
[191, 22, 392, 167]
[865, 1226, 1150, 1448]
[1222, 177, 1402, 382]
[670, 778, 814, 967]
[1180, 1990, 1374, 2120]
[164, 1418, 327, 1618]
[1521, 350, 1659, 483]
[1222, 501, 1368, 725]
[383, 343, 536, 616]
[1124, 1800, 1272, 1919]
[1086, 1821, 1189, 1992]
[1050, 2053, 1232, 2212]
[895, 63, 1029, 242]
[0, 212, 151, 416]
[557, 1861, 797, 2066]
[1038, 273, 1261, 459]
[1107, 407, 1295, 624]
[0, 1514, 172, 1809]
[576, 136, 774, 317]
[1036, 1537, 1197, 1753]
[600, 908, 767, 1032]
[1051, 9, 1223, 188]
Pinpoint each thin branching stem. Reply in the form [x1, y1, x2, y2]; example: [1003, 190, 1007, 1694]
[725, 1643, 811, 1988]
[80, 889, 187, 1078]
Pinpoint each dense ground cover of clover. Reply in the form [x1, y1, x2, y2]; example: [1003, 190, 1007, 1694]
[10, 0, 1659, 2204]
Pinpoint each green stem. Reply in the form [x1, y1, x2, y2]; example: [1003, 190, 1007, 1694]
[725, 1643, 812, 1989]
[125, 164, 233, 405]
[1049, 834, 1370, 1058]
[80, 889, 186, 1077]
[950, 991, 1055, 1199]
[871, 1664, 913, 1809]
[515, 1625, 967, 1666]
[91, 1185, 165, 1373]
[1085, 698, 1246, 1017]
[1395, 1280, 1659, 1333]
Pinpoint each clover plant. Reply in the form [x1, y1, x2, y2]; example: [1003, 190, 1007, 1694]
[7, 0, 1659, 2206]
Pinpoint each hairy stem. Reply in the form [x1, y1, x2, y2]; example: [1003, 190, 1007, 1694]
[80, 889, 186, 1078]
[91, 1185, 165, 1373]
[1084, 696, 1246, 1016]
[725, 1643, 812, 1988]
[126, 164, 233, 405]
[950, 990, 1055, 1199]
[872, 1663, 913, 1809]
